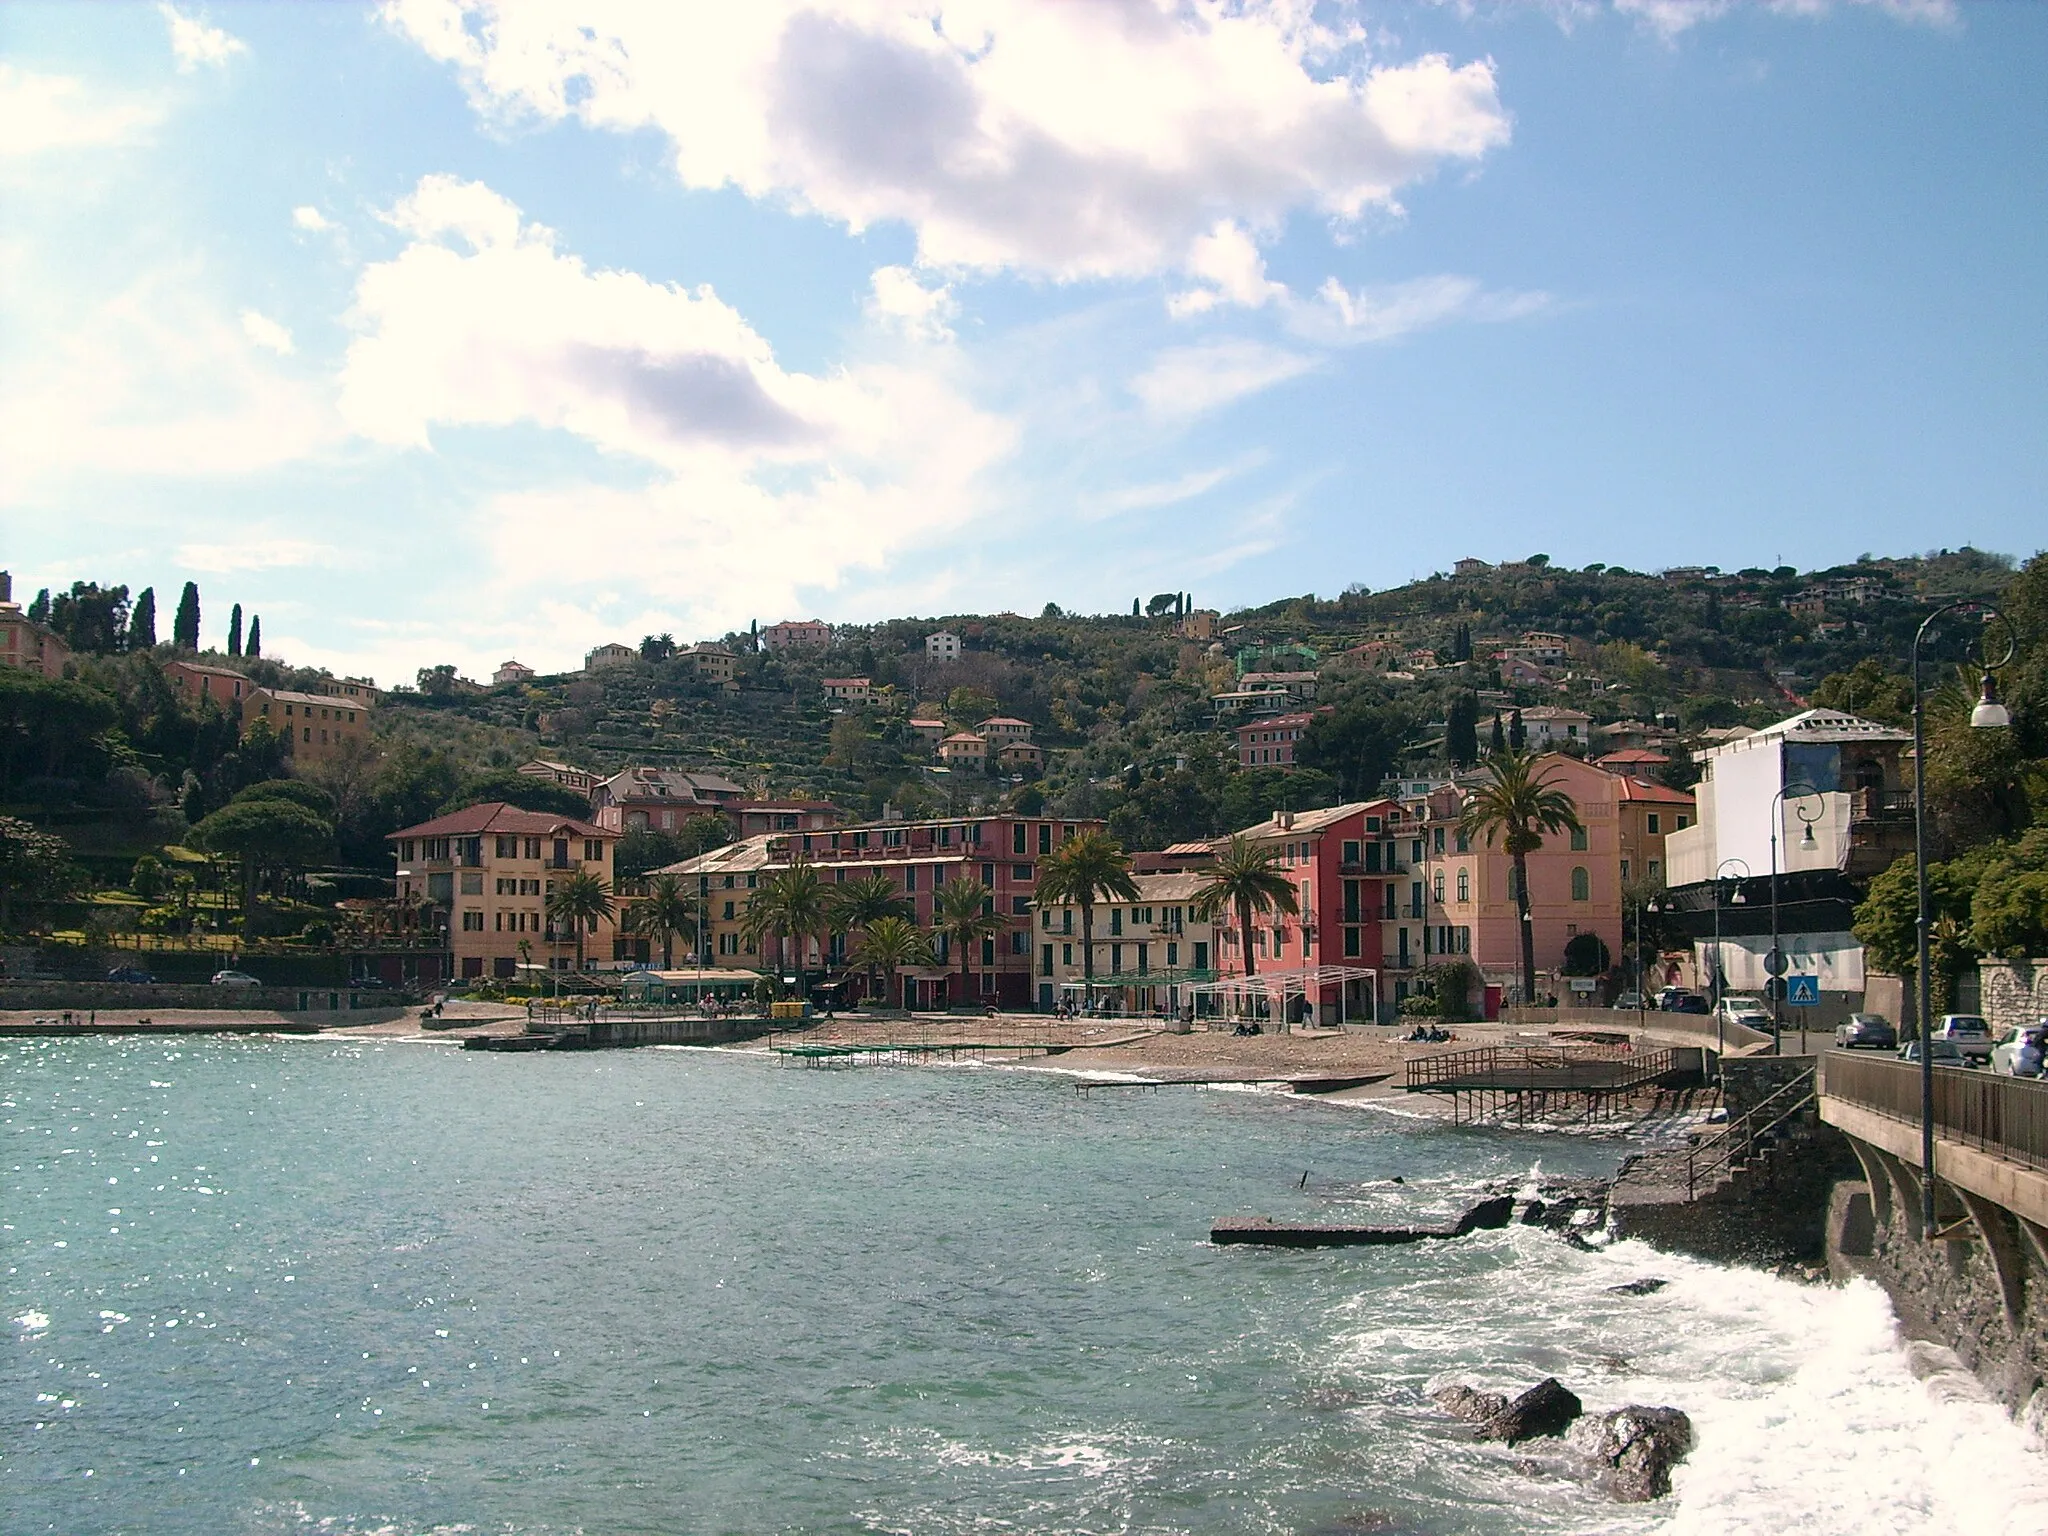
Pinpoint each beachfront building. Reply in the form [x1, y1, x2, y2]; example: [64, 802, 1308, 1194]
[1037, 871, 1217, 1016]
[387, 803, 622, 979]
[1401, 753, 1632, 1007]
[659, 813, 1107, 1009]
[1660, 708, 1912, 1003]
[761, 619, 834, 652]
[241, 686, 372, 765]
[1207, 801, 1399, 1023]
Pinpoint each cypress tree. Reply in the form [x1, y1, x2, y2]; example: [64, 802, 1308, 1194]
[228, 603, 243, 657]
[245, 615, 261, 658]
[1508, 709, 1526, 751]
[1445, 693, 1479, 767]
[27, 589, 50, 624]
[1490, 713, 1507, 756]
[128, 588, 157, 650]
[173, 582, 201, 649]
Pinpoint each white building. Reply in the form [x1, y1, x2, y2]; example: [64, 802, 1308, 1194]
[494, 659, 535, 685]
[1517, 706, 1592, 748]
[926, 630, 962, 662]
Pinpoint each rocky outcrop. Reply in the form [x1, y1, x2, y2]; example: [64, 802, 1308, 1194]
[1607, 1277, 1668, 1295]
[1429, 1383, 1509, 1424]
[1573, 1406, 1694, 1501]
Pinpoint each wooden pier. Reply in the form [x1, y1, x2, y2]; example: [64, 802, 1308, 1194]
[1403, 1045, 1697, 1125]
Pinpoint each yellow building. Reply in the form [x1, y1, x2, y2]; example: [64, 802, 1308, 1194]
[387, 803, 623, 979]
[241, 687, 372, 765]
[1035, 871, 1218, 1015]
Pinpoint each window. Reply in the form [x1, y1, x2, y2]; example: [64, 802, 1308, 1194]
[1061, 943, 1072, 966]
[1433, 827, 1446, 854]
[461, 910, 484, 931]
[1041, 944, 1054, 977]
[982, 863, 996, 884]
[1412, 839, 1424, 864]
[1110, 943, 1123, 971]
[460, 873, 483, 895]
[722, 901, 735, 920]
[1039, 825, 1052, 854]
[524, 837, 541, 860]
[1571, 866, 1590, 901]
[1457, 869, 1470, 903]
[1433, 872, 1445, 903]
[1646, 813, 1661, 835]
[495, 878, 514, 896]
[1014, 823, 1028, 855]
[904, 868, 917, 892]
[1012, 896, 1030, 915]
[1678, 815, 1689, 830]
[1013, 864, 1032, 881]
[495, 835, 517, 858]
[1343, 927, 1360, 957]
[1384, 884, 1397, 919]
[1166, 942, 1179, 967]
[1648, 858, 1662, 880]
[1109, 909, 1123, 936]
[1454, 829, 1470, 854]
[1570, 826, 1587, 851]
[1366, 816, 1381, 832]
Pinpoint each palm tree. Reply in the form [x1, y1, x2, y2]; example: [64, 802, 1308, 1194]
[827, 871, 910, 1003]
[1458, 749, 1583, 1005]
[546, 867, 615, 972]
[1037, 829, 1139, 1010]
[625, 874, 699, 970]
[934, 878, 1004, 1007]
[739, 860, 832, 1001]
[850, 915, 934, 1010]
[1194, 834, 1300, 982]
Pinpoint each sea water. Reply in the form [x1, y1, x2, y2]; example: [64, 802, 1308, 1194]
[6, 1036, 2048, 1536]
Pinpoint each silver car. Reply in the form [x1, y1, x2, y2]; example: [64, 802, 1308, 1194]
[1991, 1026, 2048, 1078]
[1932, 1014, 1994, 1062]
[1835, 1013, 1897, 1050]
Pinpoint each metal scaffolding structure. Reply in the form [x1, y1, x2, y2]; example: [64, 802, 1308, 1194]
[1186, 965, 1381, 1027]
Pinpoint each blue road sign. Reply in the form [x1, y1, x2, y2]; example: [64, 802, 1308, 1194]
[1787, 974, 1820, 1007]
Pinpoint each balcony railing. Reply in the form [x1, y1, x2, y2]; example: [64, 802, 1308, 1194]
[1820, 1051, 2048, 1172]
[1849, 788, 1914, 822]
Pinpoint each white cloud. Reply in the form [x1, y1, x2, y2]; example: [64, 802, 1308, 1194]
[341, 174, 1017, 636]
[1293, 273, 1549, 344]
[1089, 457, 1262, 518]
[291, 205, 332, 232]
[1613, 0, 1955, 39]
[1128, 340, 1320, 420]
[160, 4, 248, 72]
[176, 538, 339, 573]
[867, 264, 957, 343]
[240, 309, 294, 354]
[384, 1, 1511, 281]
[0, 65, 158, 157]
[1168, 221, 1289, 318]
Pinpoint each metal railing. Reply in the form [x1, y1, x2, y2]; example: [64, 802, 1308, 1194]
[1687, 1064, 1816, 1198]
[1820, 1051, 2048, 1172]
[1405, 1043, 1668, 1093]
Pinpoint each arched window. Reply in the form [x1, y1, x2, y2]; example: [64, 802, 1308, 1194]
[1854, 759, 1883, 792]
[1433, 872, 1446, 903]
[1570, 826, 1588, 851]
[1571, 866, 1590, 901]
[1457, 870, 1470, 903]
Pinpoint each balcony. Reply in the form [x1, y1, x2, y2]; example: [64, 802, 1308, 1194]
[1382, 953, 1415, 970]
[1849, 788, 1913, 823]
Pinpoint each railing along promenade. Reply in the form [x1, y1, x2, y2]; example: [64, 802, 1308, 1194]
[1820, 1051, 2048, 1173]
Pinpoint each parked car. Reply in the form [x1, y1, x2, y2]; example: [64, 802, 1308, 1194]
[1717, 995, 1773, 1030]
[1898, 1038, 1971, 1067]
[1931, 1014, 1994, 1063]
[1668, 993, 1711, 1015]
[1656, 987, 1692, 1010]
[210, 969, 262, 988]
[1612, 991, 1644, 1011]
[1835, 1013, 1898, 1051]
[104, 966, 155, 984]
[1991, 1026, 2048, 1078]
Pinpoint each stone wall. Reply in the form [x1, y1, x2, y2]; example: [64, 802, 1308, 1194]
[0, 982, 412, 1012]
[1981, 958, 2048, 1034]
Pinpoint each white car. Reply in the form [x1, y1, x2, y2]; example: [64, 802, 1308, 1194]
[1717, 995, 1772, 1030]
[1931, 1014, 1994, 1063]
[1991, 1026, 2047, 1078]
[210, 969, 262, 988]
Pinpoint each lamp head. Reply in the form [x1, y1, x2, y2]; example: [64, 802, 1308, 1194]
[1800, 822, 1817, 850]
[1730, 889, 1747, 905]
[1971, 671, 2012, 730]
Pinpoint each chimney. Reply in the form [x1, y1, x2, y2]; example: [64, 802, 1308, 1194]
[1277, 811, 1294, 830]
[0, 571, 11, 603]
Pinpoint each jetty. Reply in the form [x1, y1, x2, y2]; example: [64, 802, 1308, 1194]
[1213, 1194, 1516, 1247]
[1403, 1044, 1698, 1125]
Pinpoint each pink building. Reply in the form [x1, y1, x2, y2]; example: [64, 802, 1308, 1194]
[761, 619, 834, 651]
[1211, 800, 1401, 1021]
[1410, 754, 1627, 1005]
[1235, 708, 1324, 769]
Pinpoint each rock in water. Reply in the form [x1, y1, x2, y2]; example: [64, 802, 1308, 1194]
[1587, 1406, 1694, 1501]
[1430, 1383, 1509, 1424]
[1607, 1277, 1668, 1295]
[1482, 1377, 1582, 1445]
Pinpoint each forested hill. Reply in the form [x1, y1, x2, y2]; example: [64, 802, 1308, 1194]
[2, 546, 2033, 876]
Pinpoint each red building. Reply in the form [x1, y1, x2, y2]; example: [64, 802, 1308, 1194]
[1235, 708, 1325, 769]
[1210, 800, 1400, 1021]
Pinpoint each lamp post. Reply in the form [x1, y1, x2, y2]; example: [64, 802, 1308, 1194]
[1912, 599, 2016, 1236]
[1767, 781, 1824, 1055]
[1710, 858, 1748, 1075]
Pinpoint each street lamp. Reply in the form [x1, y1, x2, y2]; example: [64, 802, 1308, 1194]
[1767, 781, 1824, 1055]
[1913, 599, 2016, 1236]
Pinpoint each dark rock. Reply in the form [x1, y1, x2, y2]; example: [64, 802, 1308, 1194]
[1480, 1377, 1582, 1445]
[1607, 1277, 1668, 1296]
[1520, 1199, 1548, 1225]
[1593, 1353, 1634, 1374]
[1454, 1194, 1516, 1234]
[1581, 1406, 1694, 1501]
[1430, 1383, 1509, 1424]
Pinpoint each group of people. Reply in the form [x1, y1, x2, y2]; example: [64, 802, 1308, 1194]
[1404, 1023, 1458, 1043]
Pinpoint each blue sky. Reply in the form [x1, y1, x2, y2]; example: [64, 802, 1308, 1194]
[2, 1, 2042, 683]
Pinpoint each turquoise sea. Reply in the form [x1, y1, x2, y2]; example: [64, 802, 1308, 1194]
[7, 1036, 2047, 1535]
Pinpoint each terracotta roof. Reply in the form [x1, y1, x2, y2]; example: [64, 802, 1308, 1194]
[941, 732, 986, 744]
[387, 802, 611, 840]
[1236, 800, 1394, 839]
[1613, 778, 1696, 805]
[253, 687, 368, 708]
[979, 716, 1031, 727]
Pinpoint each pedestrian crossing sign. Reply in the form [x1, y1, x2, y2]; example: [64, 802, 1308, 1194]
[1787, 974, 1820, 1007]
